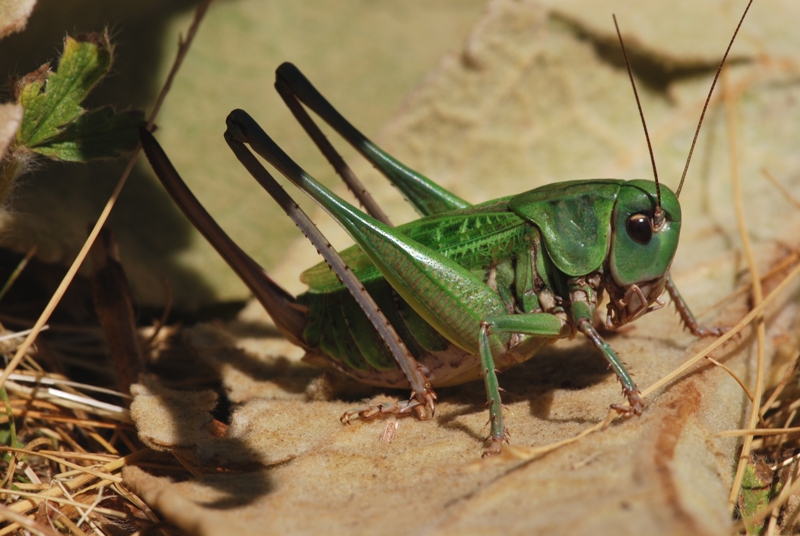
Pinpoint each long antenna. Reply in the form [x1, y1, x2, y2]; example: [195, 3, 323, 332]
[613, 15, 662, 215]
[676, 0, 754, 198]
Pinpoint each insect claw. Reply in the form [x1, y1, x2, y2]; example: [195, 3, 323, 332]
[426, 392, 437, 417]
[482, 442, 503, 458]
[610, 403, 634, 418]
[482, 428, 510, 457]
[688, 324, 730, 338]
[646, 299, 665, 314]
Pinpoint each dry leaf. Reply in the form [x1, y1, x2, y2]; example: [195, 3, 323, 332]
[127, 0, 800, 534]
[0, 103, 22, 159]
[0, 0, 35, 40]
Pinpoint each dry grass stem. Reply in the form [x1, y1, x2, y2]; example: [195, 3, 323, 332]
[705, 356, 755, 402]
[763, 168, 800, 212]
[696, 248, 800, 319]
[723, 65, 768, 517]
[634, 259, 800, 400]
[0, 504, 60, 536]
[1, 489, 127, 519]
[718, 427, 800, 438]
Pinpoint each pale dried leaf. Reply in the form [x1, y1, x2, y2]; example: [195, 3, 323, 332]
[0, 0, 35, 40]
[127, 0, 800, 534]
[0, 103, 22, 159]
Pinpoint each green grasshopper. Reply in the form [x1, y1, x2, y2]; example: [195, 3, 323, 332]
[140, 4, 750, 454]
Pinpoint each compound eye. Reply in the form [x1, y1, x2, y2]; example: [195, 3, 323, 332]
[626, 214, 652, 244]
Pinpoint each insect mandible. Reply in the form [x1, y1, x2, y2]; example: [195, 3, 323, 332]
[140, 2, 751, 455]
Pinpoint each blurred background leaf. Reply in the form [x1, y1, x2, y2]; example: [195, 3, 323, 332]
[0, 0, 485, 310]
[125, 2, 800, 533]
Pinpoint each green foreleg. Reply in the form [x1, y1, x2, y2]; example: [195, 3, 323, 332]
[569, 277, 643, 416]
[576, 319, 643, 417]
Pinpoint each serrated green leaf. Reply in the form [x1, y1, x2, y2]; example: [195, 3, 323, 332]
[31, 106, 145, 161]
[16, 34, 112, 148]
[12, 33, 146, 163]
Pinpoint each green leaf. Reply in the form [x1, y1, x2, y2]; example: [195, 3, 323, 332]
[14, 32, 145, 162]
[17, 34, 111, 146]
[31, 106, 145, 161]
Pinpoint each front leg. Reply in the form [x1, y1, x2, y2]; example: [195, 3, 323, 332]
[577, 320, 643, 417]
[569, 276, 643, 416]
[666, 272, 728, 337]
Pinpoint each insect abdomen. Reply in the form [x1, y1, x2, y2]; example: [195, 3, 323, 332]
[299, 279, 451, 372]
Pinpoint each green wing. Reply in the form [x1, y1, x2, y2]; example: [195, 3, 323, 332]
[508, 180, 622, 276]
[300, 197, 524, 291]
